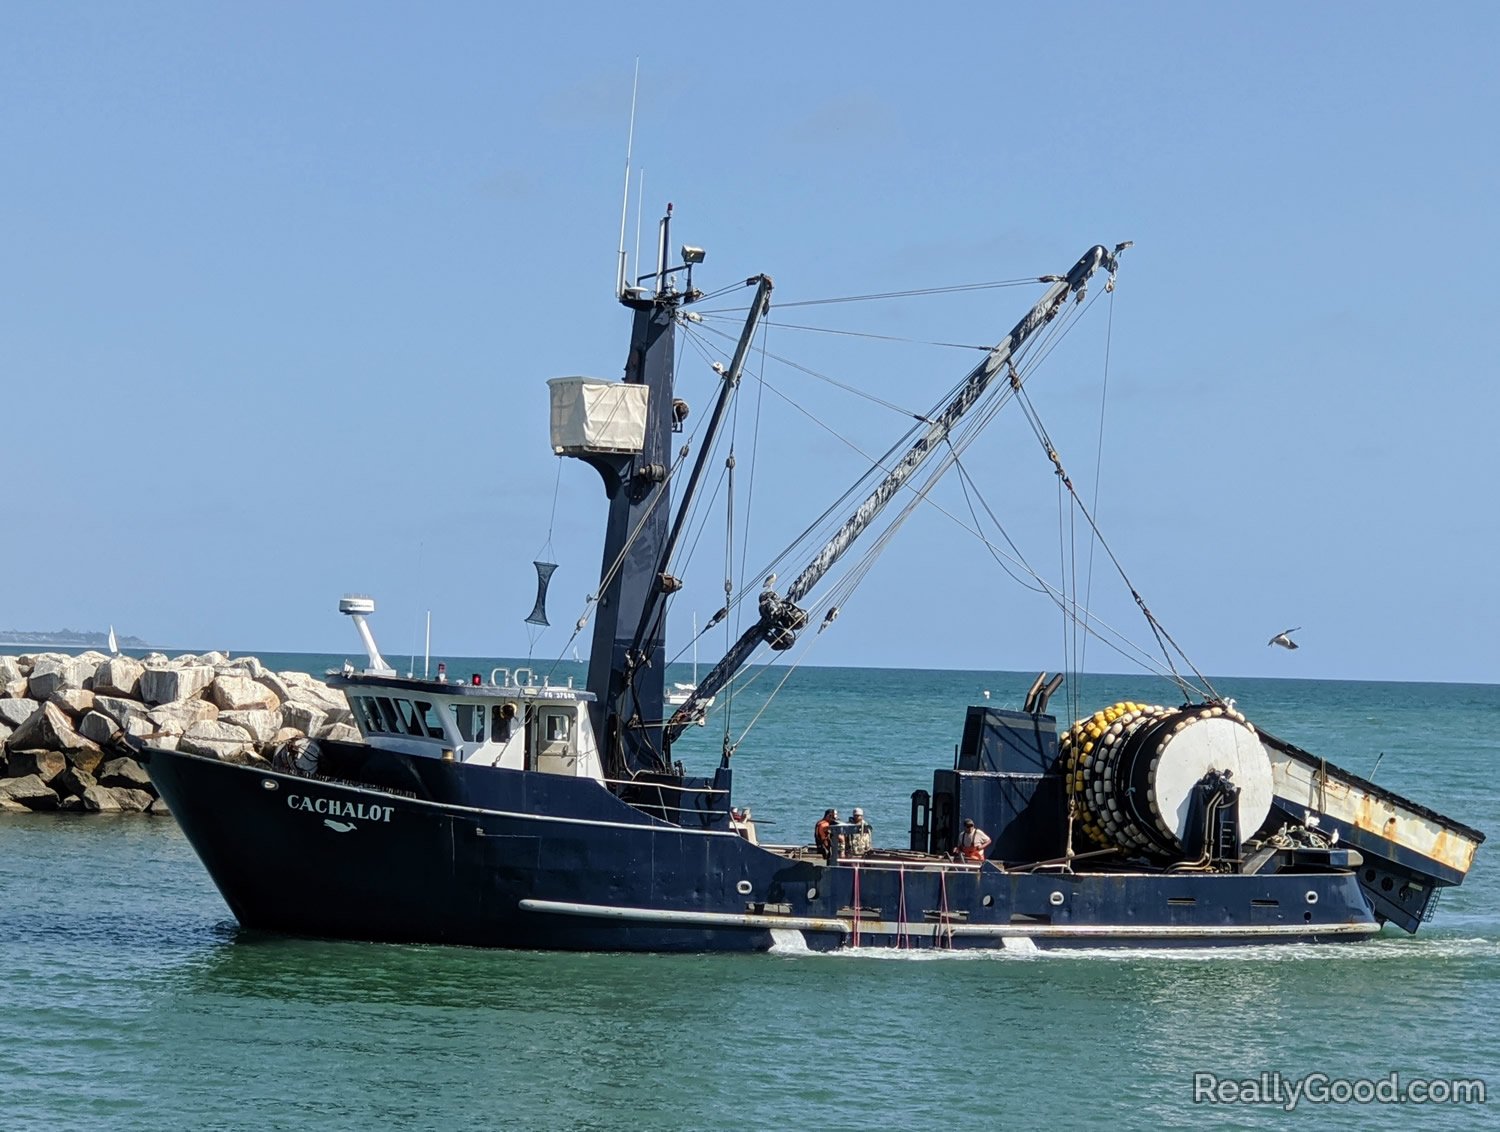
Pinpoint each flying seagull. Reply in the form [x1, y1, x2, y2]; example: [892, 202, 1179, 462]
[1268, 627, 1302, 650]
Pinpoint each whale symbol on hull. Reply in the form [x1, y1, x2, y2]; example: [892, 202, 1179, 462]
[323, 819, 357, 833]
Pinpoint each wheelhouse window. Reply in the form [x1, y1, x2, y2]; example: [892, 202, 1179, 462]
[353, 696, 384, 733]
[394, 698, 424, 736]
[417, 701, 445, 739]
[492, 703, 519, 741]
[373, 696, 403, 734]
[544, 712, 571, 743]
[355, 695, 445, 739]
[451, 703, 487, 743]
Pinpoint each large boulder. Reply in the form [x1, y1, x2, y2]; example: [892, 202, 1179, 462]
[281, 672, 346, 711]
[54, 764, 97, 798]
[65, 747, 106, 778]
[148, 796, 171, 817]
[138, 665, 215, 707]
[77, 711, 122, 748]
[47, 688, 95, 722]
[0, 697, 38, 729]
[146, 700, 218, 736]
[0, 774, 60, 811]
[93, 657, 145, 698]
[208, 675, 280, 712]
[26, 655, 96, 699]
[5, 750, 67, 783]
[256, 670, 295, 706]
[323, 722, 362, 743]
[80, 784, 122, 813]
[278, 701, 327, 738]
[125, 717, 166, 744]
[219, 656, 266, 681]
[109, 787, 155, 812]
[97, 757, 154, 792]
[93, 695, 151, 730]
[177, 720, 254, 761]
[8, 701, 100, 755]
[0, 657, 26, 698]
[218, 709, 282, 745]
[172, 652, 228, 669]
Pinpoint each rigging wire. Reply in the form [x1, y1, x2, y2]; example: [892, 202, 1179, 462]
[1079, 290, 1116, 689]
[697, 276, 1038, 313]
[631, 266, 1213, 749]
[696, 312, 990, 352]
[690, 319, 926, 420]
[1007, 377, 1215, 702]
[693, 278, 1213, 737]
[525, 458, 566, 661]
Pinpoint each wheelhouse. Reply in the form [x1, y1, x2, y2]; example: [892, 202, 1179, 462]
[328, 667, 603, 782]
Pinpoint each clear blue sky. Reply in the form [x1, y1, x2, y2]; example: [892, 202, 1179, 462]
[3, 2, 1496, 684]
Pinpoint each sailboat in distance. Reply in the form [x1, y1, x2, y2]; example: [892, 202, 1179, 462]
[665, 612, 712, 714]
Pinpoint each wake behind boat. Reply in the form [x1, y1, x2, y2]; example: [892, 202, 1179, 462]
[134, 211, 1483, 952]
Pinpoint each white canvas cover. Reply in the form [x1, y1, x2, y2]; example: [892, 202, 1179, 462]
[548, 377, 650, 454]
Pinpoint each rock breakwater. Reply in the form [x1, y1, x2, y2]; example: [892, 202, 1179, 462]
[0, 651, 354, 815]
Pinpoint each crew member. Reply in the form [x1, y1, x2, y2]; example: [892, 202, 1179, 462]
[847, 807, 873, 856]
[814, 808, 839, 854]
[955, 817, 992, 862]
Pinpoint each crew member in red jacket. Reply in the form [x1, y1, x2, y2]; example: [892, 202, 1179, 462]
[814, 808, 840, 855]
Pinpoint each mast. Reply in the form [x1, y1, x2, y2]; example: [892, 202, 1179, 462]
[626, 273, 773, 658]
[583, 206, 684, 777]
[666, 243, 1127, 743]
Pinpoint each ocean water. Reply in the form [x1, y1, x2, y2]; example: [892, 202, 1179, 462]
[1, 658, 1496, 1129]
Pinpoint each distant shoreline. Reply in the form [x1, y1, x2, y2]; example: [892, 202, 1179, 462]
[0, 640, 151, 650]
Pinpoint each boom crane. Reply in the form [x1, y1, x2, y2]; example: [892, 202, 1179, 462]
[665, 243, 1128, 746]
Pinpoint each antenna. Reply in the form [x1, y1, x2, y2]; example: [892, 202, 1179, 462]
[634, 169, 645, 288]
[656, 202, 672, 295]
[615, 59, 640, 298]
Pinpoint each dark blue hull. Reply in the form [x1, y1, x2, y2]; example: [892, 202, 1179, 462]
[144, 746, 1381, 953]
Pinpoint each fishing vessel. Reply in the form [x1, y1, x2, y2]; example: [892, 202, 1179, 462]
[135, 211, 1484, 951]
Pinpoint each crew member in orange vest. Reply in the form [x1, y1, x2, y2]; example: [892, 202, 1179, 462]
[955, 817, 992, 862]
[814, 808, 840, 855]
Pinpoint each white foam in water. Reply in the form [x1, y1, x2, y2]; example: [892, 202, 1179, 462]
[768, 928, 811, 954]
[780, 933, 1500, 963]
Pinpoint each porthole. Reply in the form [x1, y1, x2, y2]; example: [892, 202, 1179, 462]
[261, 778, 278, 791]
[1049, 891, 1065, 907]
[1380, 877, 1394, 892]
[807, 887, 818, 901]
[1305, 890, 1319, 905]
[736, 880, 752, 896]
[982, 895, 994, 907]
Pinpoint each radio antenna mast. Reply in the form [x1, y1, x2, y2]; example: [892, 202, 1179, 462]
[615, 59, 640, 298]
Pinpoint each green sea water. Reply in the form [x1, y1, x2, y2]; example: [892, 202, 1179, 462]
[1, 658, 1496, 1129]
